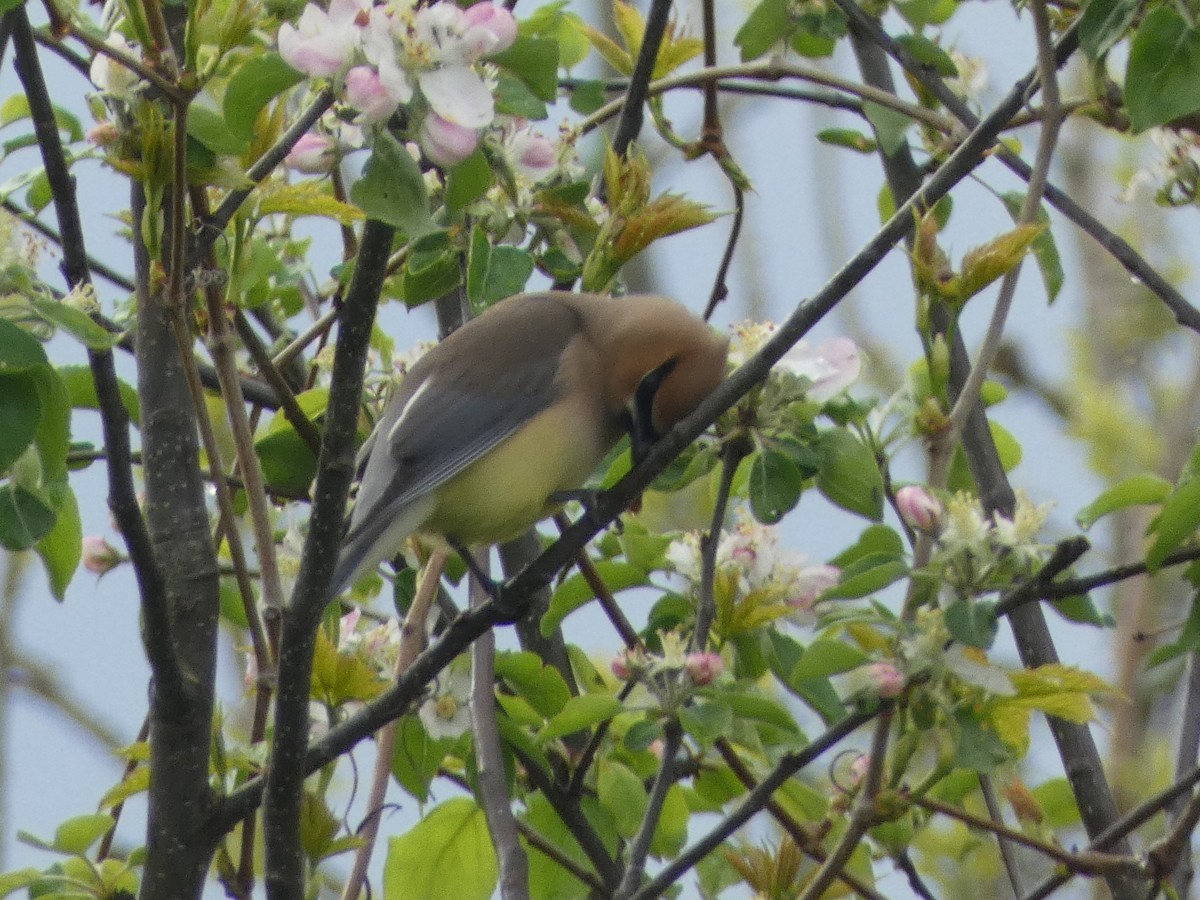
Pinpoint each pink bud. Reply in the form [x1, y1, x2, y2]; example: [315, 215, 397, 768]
[513, 131, 556, 180]
[611, 652, 632, 680]
[684, 651, 723, 686]
[285, 132, 338, 174]
[345, 65, 403, 124]
[648, 738, 665, 759]
[896, 485, 942, 531]
[789, 564, 840, 611]
[87, 123, 121, 148]
[865, 662, 905, 698]
[419, 114, 479, 167]
[848, 753, 871, 788]
[462, 2, 517, 56]
[82, 535, 121, 576]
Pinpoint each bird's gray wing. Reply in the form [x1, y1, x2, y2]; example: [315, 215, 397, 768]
[331, 296, 583, 594]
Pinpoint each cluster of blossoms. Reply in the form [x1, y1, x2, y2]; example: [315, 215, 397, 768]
[337, 607, 402, 672]
[1123, 127, 1200, 206]
[280, 0, 526, 167]
[667, 507, 840, 626]
[728, 321, 861, 403]
[928, 490, 1054, 595]
[611, 632, 725, 711]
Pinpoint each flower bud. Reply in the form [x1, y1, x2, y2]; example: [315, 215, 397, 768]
[462, 2, 518, 57]
[82, 535, 121, 576]
[286, 132, 338, 174]
[864, 661, 905, 698]
[419, 113, 479, 167]
[896, 485, 942, 531]
[684, 651, 723, 686]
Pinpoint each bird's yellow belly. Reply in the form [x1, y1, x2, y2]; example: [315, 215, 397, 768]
[422, 402, 606, 546]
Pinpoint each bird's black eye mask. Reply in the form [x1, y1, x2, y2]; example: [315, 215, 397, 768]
[629, 357, 679, 465]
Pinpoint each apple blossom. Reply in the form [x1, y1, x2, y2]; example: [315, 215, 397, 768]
[684, 651, 724, 685]
[419, 113, 480, 166]
[89, 33, 140, 97]
[82, 535, 121, 575]
[278, 0, 369, 77]
[896, 484, 942, 531]
[864, 661, 905, 698]
[285, 132, 339, 174]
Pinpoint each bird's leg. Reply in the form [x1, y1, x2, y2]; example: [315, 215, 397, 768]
[447, 538, 516, 613]
[547, 488, 623, 534]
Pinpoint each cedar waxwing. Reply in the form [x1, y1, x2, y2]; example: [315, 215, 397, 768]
[329, 291, 729, 597]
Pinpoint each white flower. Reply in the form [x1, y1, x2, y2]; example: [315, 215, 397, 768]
[278, 0, 370, 77]
[419, 662, 473, 739]
[776, 337, 861, 402]
[946, 50, 987, 102]
[90, 32, 140, 97]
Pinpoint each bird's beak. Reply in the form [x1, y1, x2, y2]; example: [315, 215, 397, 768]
[629, 357, 679, 465]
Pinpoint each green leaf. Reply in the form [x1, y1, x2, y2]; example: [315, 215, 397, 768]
[894, 34, 958, 75]
[310, 629, 385, 705]
[0, 372, 39, 473]
[495, 650, 571, 717]
[536, 694, 622, 744]
[402, 231, 462, 307]
[186, 104, 249, 156]
[391, 715, 450, 803]
[350, 131, 432, 236]
[945, 598, 999, 649]
[445, 149, 491, 211]
[53, 813, 115, 855]
[0, 484, 55, 550]
[1077, 473, 1172, 529]
[1048, 593, 1113, 628]
[1125, 8, 1200, 133]
[791, 639, 868, 682]
[466, 227, 535, 310]
[679, 700, 733, 746]
[649, 785, 689, 857]
[1080, 0, 1138, 58]
[541, 561, 648, 635]
[1147, 477, 1200, 570]
[29, 295, 119, 350]
[735, 0, 791, 62]
[748, 448, 803, 524]
[384, 798, 498, 900]
[524, 793, 603, 899]
[722, 690, 802, 734]
[821, 559, 908, 600]
[569, 79, 608, 114]
[954, 711, 1011, 771]
[223, 53, 303, 139]
[948, 419, 1022, 491]
[816, 428, 884, 521]
[830, 524, 904, 568]
[0, 868, 40, 897]
[0, 315, 47, 370]
[25, 169, 51, 213]
[816, 128, 877, 154]
[597, 759, 648, 838]
[863, 102, 913, 156]
[999, 192, 1064, 303]
[491, 36, 560, 101]
[494, 71, 549, 120]
[35, 484, 80, 600]
[1147, 591, 1200, 668]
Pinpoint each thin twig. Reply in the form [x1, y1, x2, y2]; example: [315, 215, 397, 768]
[339, 551, 447, 900]
[693, 440, 744, 651]
[796, 709, 894, 900]
[582, 60, 952, 139]
[470, 549, 530, 899]
[609, 0, 672, 155]
[614, 719, 683, 897]
[629, 710, 875, 899]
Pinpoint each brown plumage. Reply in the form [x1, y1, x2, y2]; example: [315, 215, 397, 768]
[329, 291, 728, 596]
